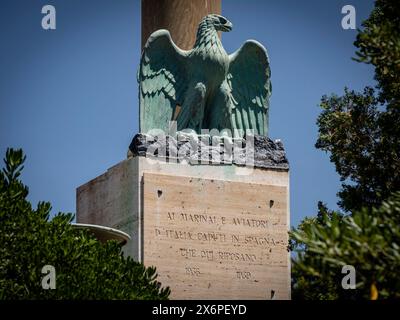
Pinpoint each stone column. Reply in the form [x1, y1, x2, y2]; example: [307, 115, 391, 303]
[141, 0, 221, 50]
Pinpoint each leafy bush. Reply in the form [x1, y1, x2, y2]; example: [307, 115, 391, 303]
[291, 0, 400, 299]
[291, 194, 400, 299]
[0, 148, 170, 299]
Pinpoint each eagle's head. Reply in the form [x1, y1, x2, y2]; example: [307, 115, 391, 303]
[204, 14, 233, 32]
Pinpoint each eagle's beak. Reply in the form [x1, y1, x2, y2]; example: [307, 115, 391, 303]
[225, 21, 233, 31]
[223, 21, 233, 32]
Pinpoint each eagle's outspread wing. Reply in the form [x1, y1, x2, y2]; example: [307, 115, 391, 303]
[139, 30, 189, 133]
[227, 40, 272, 136]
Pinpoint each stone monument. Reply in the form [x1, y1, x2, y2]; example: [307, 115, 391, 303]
[77, 0, 290, 300]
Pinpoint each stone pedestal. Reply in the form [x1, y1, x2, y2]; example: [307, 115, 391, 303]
[77, 152, 290, 299]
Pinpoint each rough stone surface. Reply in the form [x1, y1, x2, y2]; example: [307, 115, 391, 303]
[128, 132, 289, 170]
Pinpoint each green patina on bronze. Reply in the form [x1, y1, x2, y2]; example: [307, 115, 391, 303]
[138, 14, 272, 137]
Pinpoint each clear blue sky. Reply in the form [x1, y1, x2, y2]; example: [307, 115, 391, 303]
[0, 0, 375, 226]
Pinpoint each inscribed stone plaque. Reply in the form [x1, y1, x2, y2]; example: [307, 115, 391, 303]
[143, 172, 289, 299]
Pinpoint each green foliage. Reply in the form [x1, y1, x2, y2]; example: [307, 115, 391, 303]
[0, 148, 170, 299]
[292, 0, 400, 299]
[291, 192, 400, 299]
[315, 0, 400, 213]
[315, 87, 399, 212]
[354, 0, 400, 103]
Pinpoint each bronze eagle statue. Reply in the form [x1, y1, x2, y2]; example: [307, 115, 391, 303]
[138, 14, 272, 137]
